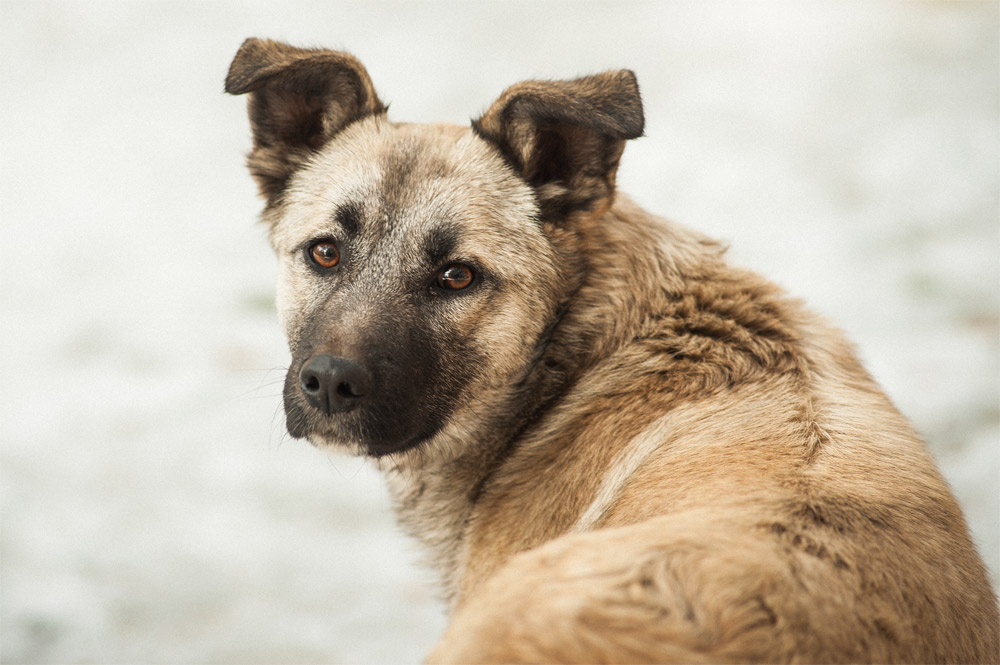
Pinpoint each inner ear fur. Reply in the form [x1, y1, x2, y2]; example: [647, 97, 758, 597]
[472, 70, 644, 220]
[225, 38, 386, 201]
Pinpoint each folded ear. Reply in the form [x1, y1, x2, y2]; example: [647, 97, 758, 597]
[472, 71, 644, 221]
[225, 38, 386, 201]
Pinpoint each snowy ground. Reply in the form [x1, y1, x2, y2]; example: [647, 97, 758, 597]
[1, 2, 997, 663]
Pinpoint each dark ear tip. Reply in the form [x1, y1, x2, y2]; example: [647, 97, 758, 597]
[620, 70, 644, 139]
[224, 37, 269, 95]
[600, 69, 644, 139]
[235, 36, 266, 53]
[593, 68, 639, 90]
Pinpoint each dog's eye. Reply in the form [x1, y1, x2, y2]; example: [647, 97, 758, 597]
[308, 241, 340, 269]
[436, 264, 475, 290]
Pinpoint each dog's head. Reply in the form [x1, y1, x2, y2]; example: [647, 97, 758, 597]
[226, 38, 643, 458]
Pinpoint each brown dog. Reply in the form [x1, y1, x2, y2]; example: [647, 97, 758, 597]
[226, 38, 999, 663]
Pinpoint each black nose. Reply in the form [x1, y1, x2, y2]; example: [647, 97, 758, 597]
[299, 354, 373, 415]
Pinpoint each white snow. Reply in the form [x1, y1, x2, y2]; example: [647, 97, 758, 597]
[1, 2, 997, 663]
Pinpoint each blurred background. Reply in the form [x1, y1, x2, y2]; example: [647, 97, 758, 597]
[1, 1, 997, 663]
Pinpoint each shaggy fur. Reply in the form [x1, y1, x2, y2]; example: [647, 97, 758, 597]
[227, 38, 1000, 664]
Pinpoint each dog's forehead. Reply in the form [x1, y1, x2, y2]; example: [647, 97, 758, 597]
[272, 116, 538, 252]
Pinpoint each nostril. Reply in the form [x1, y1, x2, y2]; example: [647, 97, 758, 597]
[302, 374, 321, 393]
[336, 378, 367, 399]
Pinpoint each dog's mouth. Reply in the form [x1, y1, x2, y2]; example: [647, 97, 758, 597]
[301, 427, 441, 458]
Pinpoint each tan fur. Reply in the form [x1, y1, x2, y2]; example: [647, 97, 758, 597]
[428, 198, 999, 664]
[227, 39, 1000, 664]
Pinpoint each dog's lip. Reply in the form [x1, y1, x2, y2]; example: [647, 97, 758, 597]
[361, 439, 422, 458]
[360, 426, 440, 458]
[299, 425, 436, 458]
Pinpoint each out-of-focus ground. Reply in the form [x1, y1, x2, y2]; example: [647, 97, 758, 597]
[1, 2, 996, 663]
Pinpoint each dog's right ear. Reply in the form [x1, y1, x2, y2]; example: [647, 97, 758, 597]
[473, 71, 644, 222]
[225, 38, 386, 202]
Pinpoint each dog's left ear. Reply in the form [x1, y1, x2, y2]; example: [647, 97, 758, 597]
[473, 71, 644, 220]
[225, 38, 386, 202]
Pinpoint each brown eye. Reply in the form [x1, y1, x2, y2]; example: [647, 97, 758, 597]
[436, 264, 474, 290]
[309, 241, 340, 269]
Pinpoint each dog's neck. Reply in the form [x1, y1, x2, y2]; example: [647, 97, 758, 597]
[378, 398, 540, 603]
[377, 298, 586, 601]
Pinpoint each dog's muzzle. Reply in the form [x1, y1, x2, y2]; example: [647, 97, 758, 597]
[298, 354, 373, 415]
[284, 332, 464, 456]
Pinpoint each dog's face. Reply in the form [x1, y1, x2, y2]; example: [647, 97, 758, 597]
[226, 38, 643, 457]
[271, 119, 557, 456]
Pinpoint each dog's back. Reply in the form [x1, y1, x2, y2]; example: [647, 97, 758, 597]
[428, 197, 999, 663]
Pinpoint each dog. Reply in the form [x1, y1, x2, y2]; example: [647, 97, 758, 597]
[226, 38, 999, 663]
